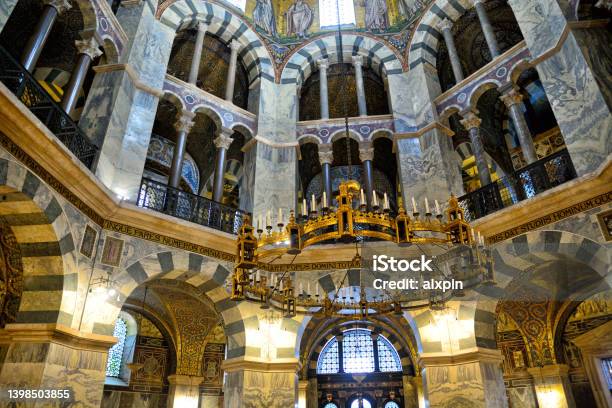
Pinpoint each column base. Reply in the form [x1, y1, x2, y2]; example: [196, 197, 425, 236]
[167, 374, 204, 408]
[527, 364, 576, 408]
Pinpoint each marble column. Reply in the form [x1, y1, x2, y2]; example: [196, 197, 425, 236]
[526, 365, 576, 408]
[20, 0, 72, 72]
[222, 359, 299, 408]
[352, 55, 368, 116]
[402, 375, 420, 408]
[298, 379, 308, 408]
[318, 144, 333, 205]
[188, 22, 207, 85]
[168, 111, 196, 188]
[472, 0, 500, 58]
[460, 111, 492, 187]
[0, 323, 116, 408]
[167, 374, 204, 408]
[61, 35, 103, 115]
[437, 19, 464, 83]
[507, 0, 611, 176]
[212, 128, 234, 203]
[78, 2, 175, 201]
[499, 86, 538, 165]
[359, 142, 375, 209]
[225, 40, 242, 102]
[317, 59, 330, 119]
[419, 348, 508, 408]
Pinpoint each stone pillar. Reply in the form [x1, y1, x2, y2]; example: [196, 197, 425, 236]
[472, 0, 500, 58]
[222, 359, 299, 408]
[239, 78, 298, 217]
[167, 374, 204, 408]
[419, 348, 508, 408]
[499, 86, 538, 165]
[188, 22, 207, 85]
[224, 40, 241, 102]
[402, 375, 419, 408]
[527, 365, 576, 408]
[78, 2, 176, 201]
[317, 59, 330, 119]
[307, 377, 318, 408]
[298, 379, 309, 408]
[359, 142, 375, 209]
[0, 323, 116, 408]
[352, 55, 368, 116]
[318, 144, 333, 205]
[20, 0, 72, 72]
[212, 128, 233, 203]
[61, 35, 103, 115]
[168, 111, 196, 188]
[460, 111, 492, 187]
[437, 19, 464, 83]
[507, 0, 611, 176]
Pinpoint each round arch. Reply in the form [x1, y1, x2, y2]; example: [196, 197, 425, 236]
[280, 33, 404, 85]
[157, 0, 274, 84]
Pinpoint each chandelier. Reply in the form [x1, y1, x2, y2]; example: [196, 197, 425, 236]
[229, 185, 495, 318]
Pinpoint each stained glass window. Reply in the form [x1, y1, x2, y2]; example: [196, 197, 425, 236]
[384, 402, 400, 408]
[319, 0, 356, 28]
[316, 328, 402, 374]
[106, 317, 127, 377]
[323, 404, 339, 408]
[350, 399, 372, 408]
[317, 337, 340, 374]
[343, 329, 375, 373]
[377, 336, 402, 372]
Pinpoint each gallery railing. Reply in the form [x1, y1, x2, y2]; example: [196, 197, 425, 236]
[458, 149, 577, 221]
[138, 177, 246, 235]
[0, 45, 98, 169]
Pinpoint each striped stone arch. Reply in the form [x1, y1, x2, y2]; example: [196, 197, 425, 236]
[0, 157, 77, 327]
[408, 0, 474, 69]
[157, 0, 274, 83]
[300, 319, 417, 378]
[280, 33, 404, 85]
[100, 251, 249, 359]
[417, 230, 611, 354]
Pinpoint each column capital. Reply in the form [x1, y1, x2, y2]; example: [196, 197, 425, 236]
[352, 55, 364, 68]
[499, 87, 523, 108]
[437, 18, 453, 31]
[174, 111, 196, 133]
[318, 144, 334, 165]
[167, 374, 205, 386]
[317, 58, 329, 70]
[43, 0, 72, 14]
[196, 21, 208, 33]
[359, 142, 374, 162]
[214, 131, 234, 150]
[472, 0, 486, 5]
[75, 36, 103, 60]
[460, 111, 482, 130]
[229, 39, 241, 53]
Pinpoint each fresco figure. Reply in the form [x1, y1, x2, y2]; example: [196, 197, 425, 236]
[253, 0, 277, 36]
[286, 0, 314, 38]
[365, 0, 388, 30]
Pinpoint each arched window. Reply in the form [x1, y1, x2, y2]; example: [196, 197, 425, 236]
[384, 401, 400, 408]
[106, 317, 127, 377]
[316, 329, 402, 374]
[323, 403, 339, 408]
[350, 399, 372, 408]
[319, 0, 356, 28]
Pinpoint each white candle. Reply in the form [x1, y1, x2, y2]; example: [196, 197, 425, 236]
[435, 199, 441, 215]
[266, 210, 271, 227]
[372, 190, 378, 207]
[311, 194, 316, 212]
[470, 228, 475, 241]
[477, 231, 481, 245]
[256, 270, 260, 282]
[302, 198, 307, 216]
[383, 192, 389, 209]
[316, 284, 320, 296]
[411, 197, 417, 213]
[280, 279, 283, 290]
[299, 282, 303, 294]
[307, 282, 311, 295]
[425, 197, 430, 214]
[360, 189, 365, 206]
[278, 208, 283, 225]
[322, 191, 327, 208]
[257, 214, 261, 230]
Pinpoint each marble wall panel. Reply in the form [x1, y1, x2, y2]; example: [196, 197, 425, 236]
[572, 27, 612, 111]
[509, 0, 611, 176]
[506, 386, 538, 408]
[224, 370, 296, 408]
[0, 0, 17, 33]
